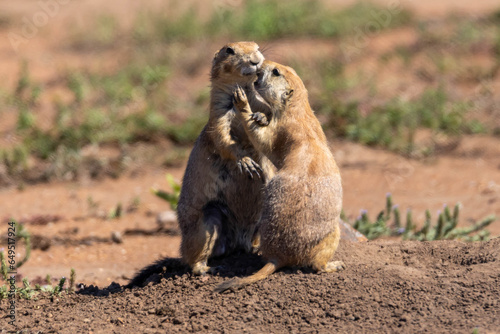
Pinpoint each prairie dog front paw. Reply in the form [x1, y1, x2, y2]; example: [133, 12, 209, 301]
[233, 85, 249, 112]
[237, 156, 263, 179]
[251, 112, 269, 126]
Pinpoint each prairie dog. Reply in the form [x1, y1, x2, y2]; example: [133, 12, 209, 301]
[215, 60, 344, 292]
[177, 42, 274, 275]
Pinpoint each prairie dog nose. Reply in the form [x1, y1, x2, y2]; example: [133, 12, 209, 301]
[250, 52, 263, 66]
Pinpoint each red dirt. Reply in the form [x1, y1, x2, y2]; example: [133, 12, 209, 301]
[6, 238, 500, 333]
[0, 136, 498, 287]
[0, 0, 499, 332]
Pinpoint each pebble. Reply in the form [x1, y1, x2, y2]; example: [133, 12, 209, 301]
[156, 211, 177, 228]
[111, 231, 123, 244]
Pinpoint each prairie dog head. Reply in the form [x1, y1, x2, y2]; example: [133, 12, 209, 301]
[251, 60, 302, 117]
[211, 41, 264, 85]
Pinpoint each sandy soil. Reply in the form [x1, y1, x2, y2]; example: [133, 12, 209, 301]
[0, 0, 499, 333]
[0, 137, 499, 288]
[4, 237, 500, 333]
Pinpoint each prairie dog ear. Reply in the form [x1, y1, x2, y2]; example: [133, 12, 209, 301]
[282, 88, 294, 106]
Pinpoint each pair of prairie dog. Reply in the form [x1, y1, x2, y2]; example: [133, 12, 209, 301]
[177, 42, 344, 289]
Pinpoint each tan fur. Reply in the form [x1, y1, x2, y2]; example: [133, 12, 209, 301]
[215, 60, 344, 292]
[177, 42, 275, 275]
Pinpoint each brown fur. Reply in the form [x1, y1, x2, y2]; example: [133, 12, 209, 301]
[177, 42, 275, 275]
[215, 61, 344, 292]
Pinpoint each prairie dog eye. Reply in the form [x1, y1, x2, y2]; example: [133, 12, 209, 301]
[272, 68, 280, 76]
[226, 47, 235, 55]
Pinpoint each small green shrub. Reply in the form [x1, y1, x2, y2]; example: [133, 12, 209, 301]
[11, 62, 42, 108]
[0, 264, 76, 299]
[2, 60, 175, 179]
[2, 146, 29, 176]
[67, 72, 86, 104]
[152, 174, 181, 210]
[349, 194, 495, 241]
[317, 84, 482, 156]
[108, 203, 123, 219]
[0, 223, 75, 299]
[0, 222, 32, 271]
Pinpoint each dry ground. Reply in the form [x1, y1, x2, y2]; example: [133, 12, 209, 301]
[4, 238, 500, 333]
[0, 0, 499, 333]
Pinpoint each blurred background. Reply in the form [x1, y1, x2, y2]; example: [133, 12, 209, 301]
[0, 0, 499, 285]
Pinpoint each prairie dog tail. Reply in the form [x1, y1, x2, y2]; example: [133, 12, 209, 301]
[214, 262, 278, 293]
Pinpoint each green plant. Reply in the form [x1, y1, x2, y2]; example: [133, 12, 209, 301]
[0, 252, 8, 281]
[16, 107, 36, 131]
[52, 276, 66, 295]
[18, 278, 34, 299]
[0, 267, 76, 300]
[0, 224, 77, 299]
[0, 57, 177, 183]
[67, 72, 86, 104]
[152, 173, 181, 210]
[316, 84, 482, 156]
[0, 286, 7, 299]
[108, 203, 123, 219]
[350, 194, 495, 241]
[12, 62, 42, 108]
[135, 1, 411, 43]
[15, 61, 31, 98]
[69, 268, 76, 293]
[0, 222, 32, 272]
[0, 222, 30, 279]
[217, 0, 410, 40]
[2, 146, 29, 176]
[166, 112, 207, 145]
[15, 223, 31, 268]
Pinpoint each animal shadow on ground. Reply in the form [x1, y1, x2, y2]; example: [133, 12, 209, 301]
[125, 252, 289, 288]
[79, 251, 298, 296]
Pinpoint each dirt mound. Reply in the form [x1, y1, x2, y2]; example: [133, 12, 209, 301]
[10, 238, 499, 333]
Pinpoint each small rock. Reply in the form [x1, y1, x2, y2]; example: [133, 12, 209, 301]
[111, 231, 123, 244]
[156, 211, 177, 229]
[339, 219, 368, 242]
